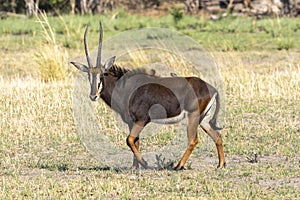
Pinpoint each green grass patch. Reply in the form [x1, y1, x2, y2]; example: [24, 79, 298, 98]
[1, 13, 300, 52]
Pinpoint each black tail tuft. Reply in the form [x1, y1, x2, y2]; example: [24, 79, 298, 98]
[209, 118, 223, 130]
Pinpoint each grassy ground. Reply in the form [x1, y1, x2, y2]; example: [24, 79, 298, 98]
[0, 12, 299, 199]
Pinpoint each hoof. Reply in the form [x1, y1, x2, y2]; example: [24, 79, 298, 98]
[173, 165, 185, 171]
[131, 165, 139, 170]
[139, 159, 153, 170]
[217, 162, 226, 169]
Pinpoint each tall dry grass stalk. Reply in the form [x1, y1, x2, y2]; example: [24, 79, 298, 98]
[35, 11, 70, 82]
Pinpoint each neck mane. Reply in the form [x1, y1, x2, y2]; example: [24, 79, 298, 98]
[107, 64, 130, 79]
[107, 64, 156, 79]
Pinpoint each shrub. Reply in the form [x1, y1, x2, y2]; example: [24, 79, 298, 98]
[35, 11, 70, 82]
[170, 6, 183, 24]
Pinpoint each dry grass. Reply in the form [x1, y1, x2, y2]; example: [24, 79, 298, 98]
[215, 51, 300, 101]
[34, 11, 71, 82]
[0, 15, 299, 199]
[1, 50, 299, 199]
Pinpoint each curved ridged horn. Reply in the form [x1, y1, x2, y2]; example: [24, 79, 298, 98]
[84, 22, 93, 68]
[96, 21, 103, 68]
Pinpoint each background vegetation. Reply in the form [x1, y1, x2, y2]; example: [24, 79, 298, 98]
[0, 9, 299, 199]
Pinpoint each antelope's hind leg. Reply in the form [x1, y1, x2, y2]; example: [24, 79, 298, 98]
[200, 117, 226, 168]
[132, 137, 139, 169]
[127, 122, 149, 169]
[174, 112, 199, 170]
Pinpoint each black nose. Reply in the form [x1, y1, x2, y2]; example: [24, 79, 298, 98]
[90, 95, 98, 101]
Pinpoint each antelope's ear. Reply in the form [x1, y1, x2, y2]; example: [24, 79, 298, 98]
[70, 62, 89, 73]
[170, 72, 177, 77]
[104, 56, 116, 70]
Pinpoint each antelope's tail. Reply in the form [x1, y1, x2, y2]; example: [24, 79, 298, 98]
[209, 92, 222, 130]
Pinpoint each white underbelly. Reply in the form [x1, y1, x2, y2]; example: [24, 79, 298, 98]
[151, 111, 186, 124]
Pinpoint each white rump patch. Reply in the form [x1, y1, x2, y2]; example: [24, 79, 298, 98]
[200, 93, 217, 126]
[203, 93, 217, 117]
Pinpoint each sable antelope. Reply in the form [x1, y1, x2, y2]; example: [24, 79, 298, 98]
[71, 22, 226, 170]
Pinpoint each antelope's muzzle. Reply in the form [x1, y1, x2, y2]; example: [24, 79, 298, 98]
[90, 94, 98, 101]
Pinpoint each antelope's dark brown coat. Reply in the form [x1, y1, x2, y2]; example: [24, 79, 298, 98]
[71, 22, 226, 170]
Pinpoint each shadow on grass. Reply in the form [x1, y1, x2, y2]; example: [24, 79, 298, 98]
[32, 163, 183, 172]
[31, 161, 130, 172]
[30, 155, 183, 172]
[32, 163, 69, 172]
[77, 166, 130, 172]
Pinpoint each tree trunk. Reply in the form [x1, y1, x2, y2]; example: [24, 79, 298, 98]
[24, 0, 39, 16]
[11, 0, 16, 13]
[80, 0, 88, 14]
[227, 0, 235, 13]
[34, 0, 39, 14]
[183, 0, 199, 14]
[90, 0, 100, 14]
[70, 0, 76, 14]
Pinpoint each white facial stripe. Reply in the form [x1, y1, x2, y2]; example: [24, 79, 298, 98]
[99, 81, 103, 93]
[89, 72, 103, 95]
[89, 74, 93, 84]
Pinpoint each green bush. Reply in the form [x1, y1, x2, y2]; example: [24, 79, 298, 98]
[170, 6, 183, 24]
[277, 38, 294, 50]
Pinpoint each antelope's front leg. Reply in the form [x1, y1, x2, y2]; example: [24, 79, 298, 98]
[127, 122, 149, 169]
